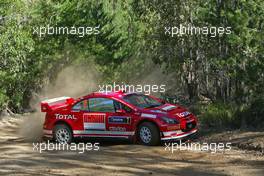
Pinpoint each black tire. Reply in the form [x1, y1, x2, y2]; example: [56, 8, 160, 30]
[138, 122, 160, 146]
[53, 124, 73, 144]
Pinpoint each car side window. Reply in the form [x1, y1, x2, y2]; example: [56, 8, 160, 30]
[88, 98, 115, 112]
[72, 99, 88, 111]
[114, 101, 132, 113]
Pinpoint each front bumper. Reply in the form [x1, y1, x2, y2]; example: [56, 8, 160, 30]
[161, 128, 198, 140]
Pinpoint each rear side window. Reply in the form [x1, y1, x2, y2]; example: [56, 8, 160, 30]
[72, 99, 88, 111]
[88, 98, 115, 112]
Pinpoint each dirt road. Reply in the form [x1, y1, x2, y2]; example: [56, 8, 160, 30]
[0, 117, 264, 176]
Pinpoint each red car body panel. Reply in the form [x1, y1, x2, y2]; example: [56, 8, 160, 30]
[41, 92, 198, 141]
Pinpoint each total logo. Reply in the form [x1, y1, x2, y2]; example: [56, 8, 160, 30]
[55, 114, 77, 120]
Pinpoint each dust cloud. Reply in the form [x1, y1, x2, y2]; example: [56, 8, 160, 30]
[123, 59, 177, 96]
[40, 65, 100, 99]
[18, 65, 100, 142]
[17, 113, 45, 142]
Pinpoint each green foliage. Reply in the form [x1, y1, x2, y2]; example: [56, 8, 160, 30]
[0, 0, 35, 111]
[237, 95, 264, 128]
[198, 103, 237, 128]
[197, 96, 264, 129]
[0, 0, 138, 112]
[133, 0, 264, 104]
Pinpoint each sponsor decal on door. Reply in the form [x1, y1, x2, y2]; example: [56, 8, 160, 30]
[108, 116, 131, 124]
[83, 113, 106, 130]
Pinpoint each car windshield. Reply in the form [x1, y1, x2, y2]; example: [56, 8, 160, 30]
[123, 94, 163, 109]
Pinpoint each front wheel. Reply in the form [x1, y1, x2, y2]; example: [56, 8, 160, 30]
[138, 122, 160, 146]
[53, 124, 73, 144]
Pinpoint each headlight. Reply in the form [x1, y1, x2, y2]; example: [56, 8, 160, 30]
[160, 116, 179, 124]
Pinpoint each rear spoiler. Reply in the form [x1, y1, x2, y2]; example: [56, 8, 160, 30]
[40, 96, 75, 112]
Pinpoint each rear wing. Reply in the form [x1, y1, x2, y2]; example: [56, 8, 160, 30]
[40, 96, 75, 112]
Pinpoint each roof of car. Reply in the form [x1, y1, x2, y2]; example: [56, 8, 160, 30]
[82, 91, 140, 99]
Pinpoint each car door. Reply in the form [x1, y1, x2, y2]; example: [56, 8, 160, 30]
[71, 97, 134, 137]
[106, 100, 134, 134]
[85, 97, 134, 137]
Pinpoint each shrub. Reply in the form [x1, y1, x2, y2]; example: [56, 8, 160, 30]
[199, 103, 238, 129]
[241, 95, 264, 128]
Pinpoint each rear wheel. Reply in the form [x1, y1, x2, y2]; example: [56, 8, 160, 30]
[138, 122, 160, 146]
[53, 124, 73, 144]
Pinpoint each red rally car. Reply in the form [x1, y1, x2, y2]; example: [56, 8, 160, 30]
[41, 91, 198, 145]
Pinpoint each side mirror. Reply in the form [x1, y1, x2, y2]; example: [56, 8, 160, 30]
[116, 109, 126, 113]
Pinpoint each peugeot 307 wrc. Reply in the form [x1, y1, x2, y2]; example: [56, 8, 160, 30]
[41, 91, 198, 145]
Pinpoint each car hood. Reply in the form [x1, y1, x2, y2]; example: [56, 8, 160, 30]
[142, 103, 192, 120]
